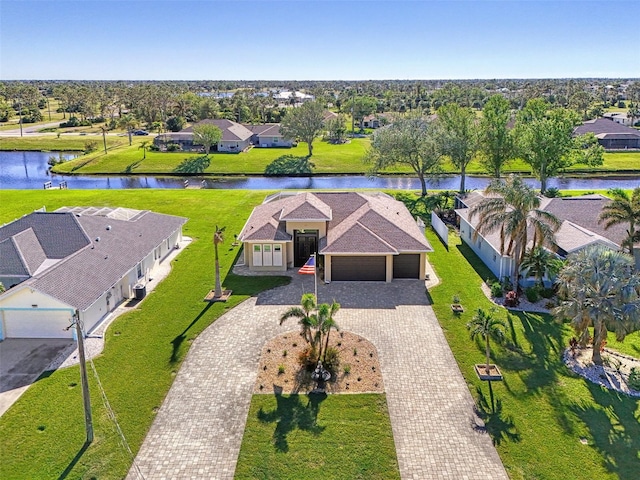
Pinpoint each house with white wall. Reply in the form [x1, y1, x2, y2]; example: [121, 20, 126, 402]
[0, 207, 186, 339]
[238, 191, 432, 282]
[455, 193, 626, 285]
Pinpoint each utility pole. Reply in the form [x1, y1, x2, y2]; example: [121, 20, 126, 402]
[74, 310, 94, 444]
[101, 126, 108, 154]
[18, 100, 23, 137]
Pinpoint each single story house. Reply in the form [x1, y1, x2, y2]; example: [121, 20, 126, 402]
[238, 191, 433, 282]
[574, 118, 640, 150]
[603, 112, 637, 127]
[0, 207, 186, 339]
[154, 120, 293, 152]
[455, 192, 626, 285]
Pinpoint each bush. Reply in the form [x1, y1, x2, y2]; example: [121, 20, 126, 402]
[628, 368, 640, 391]
[322, 347, 341, 376]
[60, 116, 90, 128]
[490, 282, 503, 298]
[504, 290, 519, 307]
[540, 287, 555, 299]
[166, 142, 182, 152]
[544, 187, 561, 198]
[149, 144, 160, 152]
[297, 345, 318, 372]
[83, 140, 98, 154]
[525, 286, 540, 303]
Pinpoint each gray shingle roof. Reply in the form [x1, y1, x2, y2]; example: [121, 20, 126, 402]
[13, 228, 46, 274]
[0, 237, 29, 276]
[574, 118, 640, 138]
[183, 119, 253, 142]
[1, 208, 186, 311]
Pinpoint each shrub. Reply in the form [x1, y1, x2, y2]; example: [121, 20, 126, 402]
[149, 144, 160, 151]
[544, 187, 561, 198]
[504, 290, 519, 307]
[540, 287, 555, 299]
[490, 282, 503, 298]
[277, 364, 285, 375]
[322, 347, 340, 376]
[60, 116, 81, 128]
[525, 286, 540, 303]
[83, 140, 98, 154]
[297, 345, 318, 372]
[166, 142, 182, 152]
[343, 364, 351, 375]
[501, 276, 513, 292]
[628, 368, 640, 391]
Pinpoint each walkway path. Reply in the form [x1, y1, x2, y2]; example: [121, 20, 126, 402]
[128, 275, 507, 479]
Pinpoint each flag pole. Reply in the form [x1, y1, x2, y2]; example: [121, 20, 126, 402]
[313, 253, 318, 303]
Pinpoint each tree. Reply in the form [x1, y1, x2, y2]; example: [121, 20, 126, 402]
[628, 102, 640, 127]
[117, 114, 138, 146]
[316, 300, 340, 362]
[469, 175, 561, 282]
[599, 187, 640, 252]
[367, 115, 442, 197]
[515, 99, 604, 193]
[138, 140, 149, 160]
[554, 245, 640, 365]
[325, 114, 347, 144]
[192, 123, 222, 156]
[436, 103, 478, 193]
[213, 225, 225, 298]
[467, 308, 506, 374]
[478, 95, 515, 178]
[519, 246, 563, 287]
[280, 101, 325, 157]
[345, 95, 377, 130]
[279, 293, 318, 347]
[166, 115, 186, 132]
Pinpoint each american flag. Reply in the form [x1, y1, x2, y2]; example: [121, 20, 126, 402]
[298, 255, 315, 275]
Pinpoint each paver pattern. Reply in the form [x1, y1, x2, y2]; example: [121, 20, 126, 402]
[129, 274, 507, 479]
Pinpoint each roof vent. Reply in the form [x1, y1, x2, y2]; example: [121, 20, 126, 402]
[106, 225, 112, 231]
[95, 237, 100, 242]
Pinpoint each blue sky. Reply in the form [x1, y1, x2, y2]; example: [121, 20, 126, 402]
[1, 0, 638, 80]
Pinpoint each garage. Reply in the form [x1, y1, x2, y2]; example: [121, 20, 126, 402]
[331, 256, 386, 281]
[393, 254, 421, 279]
[3, 310, 74, 339]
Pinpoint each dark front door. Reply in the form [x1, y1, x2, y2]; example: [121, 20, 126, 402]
[294, 230, 318, 267]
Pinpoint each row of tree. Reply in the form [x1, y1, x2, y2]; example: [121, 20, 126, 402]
[367, 96, 604, 195]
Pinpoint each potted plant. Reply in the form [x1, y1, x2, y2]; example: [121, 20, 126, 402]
[451, 293, 464, 313]
[467, 308, 505, 381]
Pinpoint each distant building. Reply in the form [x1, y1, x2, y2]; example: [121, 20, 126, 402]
[574, 118, 640, 150]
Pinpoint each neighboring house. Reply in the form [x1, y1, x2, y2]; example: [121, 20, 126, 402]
[455, 192, 626, 285]
[574, 118, 640, 150]
[362, 114, 389, 129]
[323, 110, 339, 122]
[245, 124, 294, 148]
[603, 112, 637, 127]
[274, 90, 314, 104]
[238, 191, 433, 282]
[0, 207, 186, 339]
[154, 120, 293, 152]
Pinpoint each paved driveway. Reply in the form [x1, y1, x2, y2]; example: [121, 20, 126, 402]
[129, 277, 507, 479]
[0, 338, 73, 416]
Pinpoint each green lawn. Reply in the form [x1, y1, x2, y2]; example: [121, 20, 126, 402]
[0, 135, 126, 151]
[235, 394, 399, 480]
[0, 189, 290, 479]
[426, 229, 640, 480]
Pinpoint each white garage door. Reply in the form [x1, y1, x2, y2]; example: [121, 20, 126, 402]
[4, 310, 74, 338]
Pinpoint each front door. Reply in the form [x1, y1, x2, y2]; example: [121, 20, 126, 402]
[294, 230, 318, 267]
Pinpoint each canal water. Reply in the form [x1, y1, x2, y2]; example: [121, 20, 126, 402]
[1, 151, 640, 190]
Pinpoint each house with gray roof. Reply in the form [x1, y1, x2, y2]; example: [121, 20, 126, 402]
[154, 119, 293, 152]
[574, 118, 640, 149]
[455, 192, 626, 285]
[238, 192, 433, 282]
[0, 207, 186, 339]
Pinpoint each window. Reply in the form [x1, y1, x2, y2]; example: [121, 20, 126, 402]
[263, 244, 273, 266]
[136, 263, 143, 279]
[273, 244, 283, 266]
[253, 244, 263, 266]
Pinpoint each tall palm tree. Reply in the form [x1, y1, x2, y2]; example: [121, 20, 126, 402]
[554, 245, 640, 365]
[279, 293, 318, 347]
[316, 300, 340, 362]
[599, 187, 640, 252]
[138, 140, 149, 160]
[467, 308, 506, 374]
[213, 225, 225, 298]
[519, 246, 563, 287]
[117, 114, 138, 146]
[469, 175, 561, 283]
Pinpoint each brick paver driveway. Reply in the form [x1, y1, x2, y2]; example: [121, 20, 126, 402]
[129, 276, 507, 480]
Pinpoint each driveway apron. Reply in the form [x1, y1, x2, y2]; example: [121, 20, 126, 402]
[129, 278, 507, 479]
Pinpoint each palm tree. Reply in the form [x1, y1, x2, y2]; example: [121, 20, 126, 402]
[467, 308, 506, 374]
[554, 245, 640, 365]
[279, 293, 318, 347]
[213, 225, 225, 298]
[117, 114, 138, 146]
[469, 175, 561, 284]
[138, 140, 149, 160]
[599, 187, 640, 252]
[316, 300, 340, 362]
[519, 246, 563, 287]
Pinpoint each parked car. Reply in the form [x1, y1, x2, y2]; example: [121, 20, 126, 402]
[132, 130, 149, 136]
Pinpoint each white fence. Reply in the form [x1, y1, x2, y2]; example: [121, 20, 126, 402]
[431, 211, 449, 247]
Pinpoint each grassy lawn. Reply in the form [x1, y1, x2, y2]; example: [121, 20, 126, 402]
[235, 394, 399, 480]
[426, 229, 640, 480]
[0, 189, 290, 479]
[0, 135, 126, 151]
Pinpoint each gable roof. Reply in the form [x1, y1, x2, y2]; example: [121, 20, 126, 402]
[1, 208, 187, 311]
[183, 119, 253, 142]
[574, 118, 640, 138]
[244, 123, 284, 138]
[238, 191, 432, 255]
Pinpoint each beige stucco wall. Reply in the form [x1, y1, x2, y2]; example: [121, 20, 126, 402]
[285, 221, 326, 268]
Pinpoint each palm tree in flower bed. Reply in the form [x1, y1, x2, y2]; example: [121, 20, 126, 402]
[467, 308, 506, 377]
